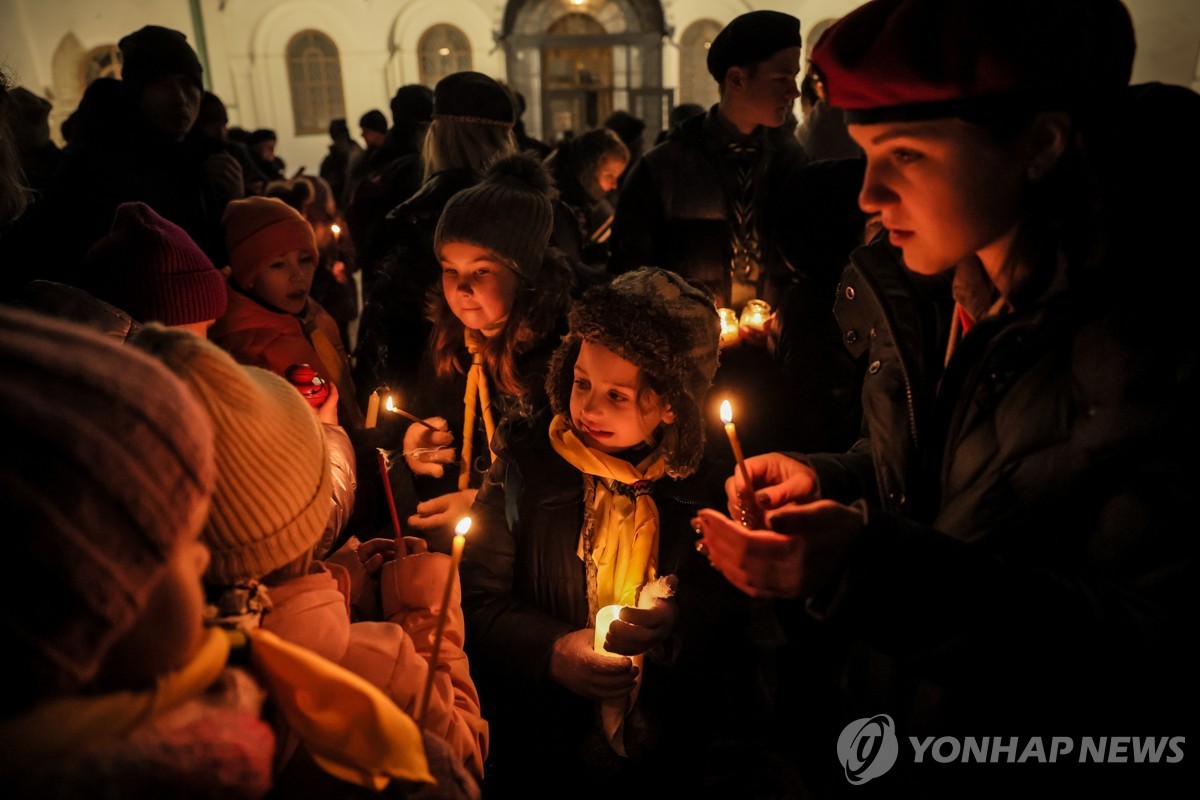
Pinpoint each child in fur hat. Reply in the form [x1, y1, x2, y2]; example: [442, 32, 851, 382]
[129, 325, 488, 787]
[210, 195, 364, 428]
[0, 307, 433, 799]
[460, 268, 772, 794]
[399, 152, 573, 552]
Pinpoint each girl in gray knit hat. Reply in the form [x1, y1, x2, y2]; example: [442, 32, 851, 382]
[400, 152, 574, 552]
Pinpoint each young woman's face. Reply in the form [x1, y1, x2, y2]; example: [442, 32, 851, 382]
[245, 249, 316, 315]
[440, 241, 519, 337]
[595, 156, 628, 194]
[850, 118, 1029, 276]
[570, 339, 674, 455]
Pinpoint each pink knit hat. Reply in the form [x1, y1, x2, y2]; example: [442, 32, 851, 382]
[222, 197, 317, 289]
[81, 201, 227, 325]
[0, 306, 216, 715]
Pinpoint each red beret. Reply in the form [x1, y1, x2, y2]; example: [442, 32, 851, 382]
[811, 0, 1135, 124]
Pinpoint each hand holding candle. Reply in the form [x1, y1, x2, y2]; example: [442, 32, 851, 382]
[387, 394, 447, 431]
[594, 605, 621, 655]
[720, 400, 765, 529]
[417, 516, 471, 726]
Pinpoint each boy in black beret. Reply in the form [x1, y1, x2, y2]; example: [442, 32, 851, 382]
[609, 10, 806, 311]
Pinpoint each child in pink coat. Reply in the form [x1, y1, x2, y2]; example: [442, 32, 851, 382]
[130, 325, 487, 784]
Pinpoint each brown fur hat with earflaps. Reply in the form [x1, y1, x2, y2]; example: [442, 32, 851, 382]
[546, 267, 720, 478]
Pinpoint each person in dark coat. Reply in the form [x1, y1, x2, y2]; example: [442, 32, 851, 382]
[352, 72, 517, 411]
[695, 2, 1200, 797]
[608, 11, 806, 310]
[544, 127, 629, 288]
[248, 127, 285, 181]
[0, 25, 239, 299]
[318, 117, 362, 210]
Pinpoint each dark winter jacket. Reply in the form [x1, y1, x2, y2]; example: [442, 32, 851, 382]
[608, 107, 806, 307]
[798, 238, 1197, 792]
[460, 411, 789, 795]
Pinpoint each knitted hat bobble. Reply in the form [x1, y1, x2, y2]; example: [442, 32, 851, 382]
[434, 153, 556, 280]
[222, 197, 317, 289]
[118, 25, 204, 92]
[0, 307, 215, 714]
[128, 325, 332, 586]
[706, 11, 802, 83]
[546, 268, 721, 478]
[81, 201, 227, 325]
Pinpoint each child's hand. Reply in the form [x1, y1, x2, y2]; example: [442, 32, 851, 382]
[549, 628, 638, 700]
[356, 536, 397, 574]
[406, 489, 477, 532]
[604, 598, 678, 657]
[403, 417, 454, 477]
[315, 382, 340, 426]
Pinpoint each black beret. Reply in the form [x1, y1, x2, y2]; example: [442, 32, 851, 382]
[433, 72, 514, 127]
[707, 11, 802, 83]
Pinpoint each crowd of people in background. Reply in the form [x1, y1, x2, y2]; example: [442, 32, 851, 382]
[1, 0, 1197, 797]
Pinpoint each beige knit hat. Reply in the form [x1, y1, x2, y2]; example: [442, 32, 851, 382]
[129, 325, 332, 585]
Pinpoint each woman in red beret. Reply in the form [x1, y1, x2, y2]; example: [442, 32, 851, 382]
[694, 0, 1199, 795]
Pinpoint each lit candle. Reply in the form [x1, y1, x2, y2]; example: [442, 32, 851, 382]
[331, 223, 341, 241]
[417, 516, 471, 726]
[594, 605, 621, 655]
[739, 299, 771, 332]
[720, 399, 764, 528]
[386, 394, 445, 431]
[377, 448, 402, 537]
[364, 387, 383, 429]
[718, 308, 740, 348]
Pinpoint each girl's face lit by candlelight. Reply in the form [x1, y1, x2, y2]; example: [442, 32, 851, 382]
[439, 241, 518, 338]
[570, 339, 675, 454]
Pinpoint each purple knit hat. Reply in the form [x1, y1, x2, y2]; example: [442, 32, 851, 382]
[0, 306, 216, 715]
[81, 202, 227, 325]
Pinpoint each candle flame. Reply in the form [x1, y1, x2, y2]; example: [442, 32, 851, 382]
[720, 399, 733, 425]
[331, 223, 341, 236]
[385, 395, 395, 412]
[455, 516, 472, 537]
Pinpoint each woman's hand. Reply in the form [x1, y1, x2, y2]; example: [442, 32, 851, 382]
[548, 628, 639, 700]
[693, 499, 864, 600]
[403, 417, 455, 477]
[724, 452, 821, 519]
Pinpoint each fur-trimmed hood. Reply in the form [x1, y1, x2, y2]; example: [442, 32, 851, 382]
[545, 268, 720, 478]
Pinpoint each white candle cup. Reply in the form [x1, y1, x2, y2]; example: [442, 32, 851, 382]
[594, 605, 622, 655]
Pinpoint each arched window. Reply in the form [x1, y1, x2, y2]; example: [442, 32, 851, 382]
[418, 25, 473, 88]
[679, 19, 721, 109]
[287, 30, 346, 136]
[81, 44, 123, 88]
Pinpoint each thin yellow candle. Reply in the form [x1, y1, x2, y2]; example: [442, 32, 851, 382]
[331, 223, 341, 240]
[364, 387, 382, 429]
[594, 605, 622, 655]
[720, 400, 764, 528]
[417, 516, 471, 726]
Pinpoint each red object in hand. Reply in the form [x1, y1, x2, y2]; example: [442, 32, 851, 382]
[285, 363, 330, 409]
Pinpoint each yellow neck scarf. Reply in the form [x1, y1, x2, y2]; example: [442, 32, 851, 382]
[548, 414, 668, 755]
[460, 330, 497, 490]
[0, 627, 431, 791]
[549, 414, 667, 614]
